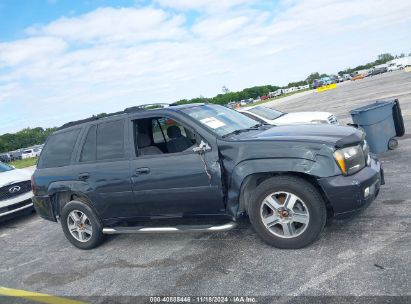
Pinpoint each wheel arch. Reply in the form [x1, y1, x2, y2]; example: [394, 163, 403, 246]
[50, 190, 96, 219]
[237, 171, 333, 217]
[47, 180, 96, 217]
[226, 158, 335, 218]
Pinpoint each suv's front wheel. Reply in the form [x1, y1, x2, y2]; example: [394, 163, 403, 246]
[248, 176, 326, 249]
[61, 200, 104, 250]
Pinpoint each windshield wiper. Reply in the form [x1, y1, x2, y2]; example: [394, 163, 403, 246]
[222, 124, 265, 138]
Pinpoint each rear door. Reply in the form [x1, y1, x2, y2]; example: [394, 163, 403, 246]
[72, 119, 134, 220]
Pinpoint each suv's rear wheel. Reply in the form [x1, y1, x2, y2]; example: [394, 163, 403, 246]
[248, 176, 326, 249]
[61, 200, 104, 250]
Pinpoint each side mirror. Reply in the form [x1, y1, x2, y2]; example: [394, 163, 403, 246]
[193, 140, 211, 153]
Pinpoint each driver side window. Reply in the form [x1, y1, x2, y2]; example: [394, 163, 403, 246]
[133, 117, 197, 156]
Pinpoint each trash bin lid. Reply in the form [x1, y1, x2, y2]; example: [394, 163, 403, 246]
[350, 101, 393, 115]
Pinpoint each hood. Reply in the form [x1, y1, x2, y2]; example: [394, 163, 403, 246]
[273, 112, 333, 124]
[241, 124, 363, 147]
[0, 168, 33, 188]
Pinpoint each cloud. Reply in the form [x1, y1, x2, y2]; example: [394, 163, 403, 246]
[26, 7, 187, 44]
[153, 0, 256, 12]
[0, 37, 67, 67]
[0, 0, 410, 134]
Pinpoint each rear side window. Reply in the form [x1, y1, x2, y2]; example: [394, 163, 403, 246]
[80, 125, 96, 162]
[97, 120, 124, 160]
[38, 129, 80, 168]
[80, 120, 125, 162]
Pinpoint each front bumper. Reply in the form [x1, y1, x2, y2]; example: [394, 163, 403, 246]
[318, 156, 383, 216]
[0, 191, 34, 218]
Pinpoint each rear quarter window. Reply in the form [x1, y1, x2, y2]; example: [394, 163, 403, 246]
[96, 120, 125, 160]
[79, 119, 125, 162]
[38, 129, 81, 168]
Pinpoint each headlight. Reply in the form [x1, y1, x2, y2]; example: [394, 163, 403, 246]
[333, 144, 366, 175]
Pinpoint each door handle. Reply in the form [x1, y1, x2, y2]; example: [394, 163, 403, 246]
[135, 167, 150, 175]
[78, 173, 90, 180]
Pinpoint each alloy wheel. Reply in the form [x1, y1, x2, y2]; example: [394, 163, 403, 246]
[260, 191, 310, 238]
[67, 210, 93, 242]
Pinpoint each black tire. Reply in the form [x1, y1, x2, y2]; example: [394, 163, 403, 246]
[60, 200, 105, 250]
[248, 176, 327, 249]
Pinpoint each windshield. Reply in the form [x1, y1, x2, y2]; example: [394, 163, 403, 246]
[0, 162, 14, 172]
[247, 106, 284, 120]
[182, 104, 259, 136]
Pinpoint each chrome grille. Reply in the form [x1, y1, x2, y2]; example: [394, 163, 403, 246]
[0, 181, 31, 201]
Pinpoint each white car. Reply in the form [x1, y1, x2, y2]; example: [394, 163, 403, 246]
[21, 148, 41, 159]
[388, 64, 403, 72]
[237, 105, 338, 125]
[0, 162, 34, 220]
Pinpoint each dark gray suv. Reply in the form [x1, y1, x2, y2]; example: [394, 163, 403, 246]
[32, 104, 384, 249]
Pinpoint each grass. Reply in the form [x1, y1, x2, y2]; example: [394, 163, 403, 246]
[10, 157, 38, 169]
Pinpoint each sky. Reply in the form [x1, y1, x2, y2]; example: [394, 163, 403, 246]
[0, 0, 410, 134]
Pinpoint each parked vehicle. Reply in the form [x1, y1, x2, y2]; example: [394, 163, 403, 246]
[368, 67, 387, 76]
[237, 105, 338, 125]
[342, 74, 352, 81]
[0, 153, 13, 163]
[0, 162, 34, 220]
[388, 64, 403, 72]
[21, 148, 41, 159]
[10, 151, 23, 160]
[351, 73, 365, 81]
[329, 75, 342, 83]
[32, 104, 383, 250]
[312, 79, 323, 89]
[320, 76, 333, 85]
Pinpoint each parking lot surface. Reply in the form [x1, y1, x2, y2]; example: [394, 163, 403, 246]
[1, 71, 410, 301]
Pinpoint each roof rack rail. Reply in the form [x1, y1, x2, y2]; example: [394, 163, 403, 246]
[125, 103, 170, 112]
[57, 110, 126, 130]
[57, 103, 171, 130]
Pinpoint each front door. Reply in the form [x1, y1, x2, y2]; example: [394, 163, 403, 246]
[129, 115, 225, 217]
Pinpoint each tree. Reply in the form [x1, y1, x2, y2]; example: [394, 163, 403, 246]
[305, 72, 320, 84]
[0, 127, 56, 153]
[222, 85, 230, 94]
[376, 53, 394, 64]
